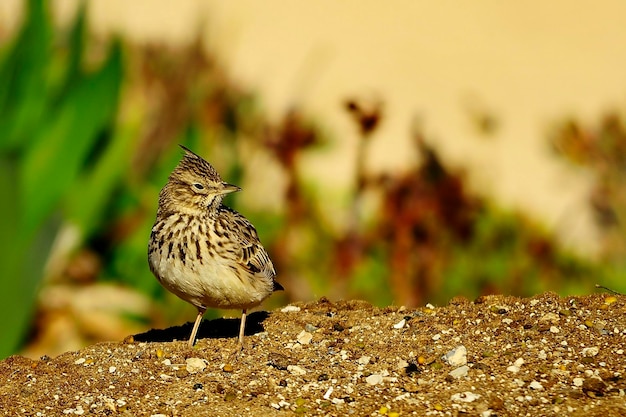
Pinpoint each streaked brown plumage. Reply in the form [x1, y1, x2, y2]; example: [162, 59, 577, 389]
[148, 145, 282, 348]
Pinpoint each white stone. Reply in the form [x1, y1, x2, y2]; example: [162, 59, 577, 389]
[396, 359, 409, 369]
[507, 365, 520, 373]
[573, 377, 584, 387]
[365, 374, 383, 385]
[529, 380, 544, 390]
[393, 319, 406, 329]
[539, 312, 560, 323]
[582, 347, 599, 357]
[443, 345, 467, 366]
[357, 355, 371, 365]
[281, 305, 301, 312]
[297, 330, 313, 345]
[451, 391, 481, 402]
[287, 365, 307, 375]
[185, 358, 207, 374]
[448, 365, 469, 379]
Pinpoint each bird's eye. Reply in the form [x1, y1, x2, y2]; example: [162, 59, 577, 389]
[192, 183, 204, 190]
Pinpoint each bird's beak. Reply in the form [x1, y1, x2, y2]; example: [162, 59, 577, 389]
[220, 182, 241, 195]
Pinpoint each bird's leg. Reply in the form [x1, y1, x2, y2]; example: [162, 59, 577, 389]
[238, 309, 247, 346]
[228, 309, 248, 362]
[188, 307, 206, 348]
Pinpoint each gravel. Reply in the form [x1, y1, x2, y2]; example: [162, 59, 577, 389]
[1, 292, 625, 416]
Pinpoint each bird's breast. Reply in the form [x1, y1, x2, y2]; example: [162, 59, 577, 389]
[148, 215, 274, 310]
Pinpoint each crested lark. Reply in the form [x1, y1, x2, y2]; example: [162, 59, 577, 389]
[148, 145, 282, 349]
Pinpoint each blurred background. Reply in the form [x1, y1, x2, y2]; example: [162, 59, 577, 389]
[2, 0, 626, 359]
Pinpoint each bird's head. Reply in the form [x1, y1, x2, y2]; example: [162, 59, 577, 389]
[159, 145, 240, 215]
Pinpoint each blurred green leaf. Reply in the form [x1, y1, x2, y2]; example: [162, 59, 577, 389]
[0, 157, 23, 356]
[0, 0, 52, 151]
[63, 2, 86, 90]
[20, 40, 123, 236]
[66, 123, 134, 237]
[0, 156, 52, 358]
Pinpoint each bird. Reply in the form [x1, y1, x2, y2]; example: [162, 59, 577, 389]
[148, 145, 282, 349]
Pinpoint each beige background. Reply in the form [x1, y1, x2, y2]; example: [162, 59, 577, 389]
[4, 0, 626, 254]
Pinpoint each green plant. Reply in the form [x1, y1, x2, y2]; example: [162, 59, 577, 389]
[0, 0, 124, 357]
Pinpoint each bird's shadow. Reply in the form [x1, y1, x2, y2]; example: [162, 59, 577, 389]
[132, 311, 270, 343]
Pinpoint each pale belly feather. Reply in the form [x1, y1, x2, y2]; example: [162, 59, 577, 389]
[149, 251, 271, 310]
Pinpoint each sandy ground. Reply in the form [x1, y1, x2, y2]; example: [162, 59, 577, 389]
[1, 292, 625, 416]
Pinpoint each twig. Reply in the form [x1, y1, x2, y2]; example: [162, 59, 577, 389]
[595, 284, 625, 296]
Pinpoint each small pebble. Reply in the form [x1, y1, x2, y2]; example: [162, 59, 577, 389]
[366, 374, 383, 385]
[448, 365, 469, 379]
[108, 366, 116, 373]
[281, 305, 301, 312]
[573, 377, 584, 387]
[396, 359, 409, 369]
[393, 319, 406, 329]
[539, 312, 560, 323]
[287, 365, 307, 375]
[507, 359, 523, 373]
[297, 330, 313, 345]
[304, 323, 318, 332]
[357, 355, 371, 365]
[582, 347, 599, 357]
[323, 386, 333, 400]
[529, 380, 543, 390]
[443, 345, 467, 366]
[604, 296, 617, 305]
[185, 358, 207, 374]
[550, 326, 560, 334]
[450, 391, 481, 402]
[74, 358, 86, 365]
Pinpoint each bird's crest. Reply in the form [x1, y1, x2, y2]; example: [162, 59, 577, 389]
[175, 145, 222, 182]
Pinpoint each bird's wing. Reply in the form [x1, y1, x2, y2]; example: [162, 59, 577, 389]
[219, 207, 277, 281]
